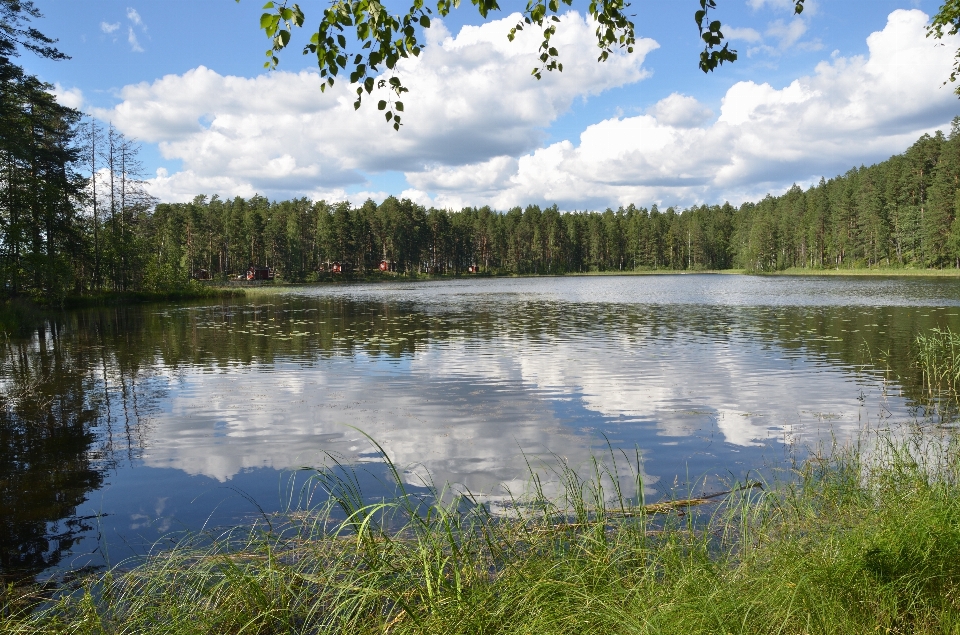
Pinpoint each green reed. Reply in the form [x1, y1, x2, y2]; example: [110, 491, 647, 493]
[916, 327, 960, 411]
[5, 430, 960, 635]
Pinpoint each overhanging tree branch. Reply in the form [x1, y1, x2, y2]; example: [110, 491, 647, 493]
[928, 0, 960, 94]
[243, 0, 634, 129]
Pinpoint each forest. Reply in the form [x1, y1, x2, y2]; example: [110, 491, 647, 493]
[5, 53, 960, 295]
[77, 117, 960, 285]
[3, 0, 960, 298]
[0, 0, 152, 303]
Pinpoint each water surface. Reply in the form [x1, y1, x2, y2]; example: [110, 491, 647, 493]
[3, 274, 958, 582]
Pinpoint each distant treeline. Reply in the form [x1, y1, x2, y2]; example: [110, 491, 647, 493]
[7, 80, 960, 298]
[150, 118, 960, 281]
[0, 0, 957, 294]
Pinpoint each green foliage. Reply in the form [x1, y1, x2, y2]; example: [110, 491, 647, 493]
[696, 0, 803, 72]
[8, 431, 960, 634]
[0, 51, 85, 304]
[144, 197, 740, 277]
[728, 119, 960, 271]
[0, 0, 68, 62]
[246, 0, 634, 128]
[928, 0, 960, 94]
[0, 2, 166, 304]
[916, 326, 960, 415]
[138, 122, 960, 278]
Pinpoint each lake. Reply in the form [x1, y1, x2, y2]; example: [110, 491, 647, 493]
[3, 273, 959, 583]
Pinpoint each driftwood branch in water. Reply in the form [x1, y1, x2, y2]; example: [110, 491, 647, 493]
[609, 481, 765, 517]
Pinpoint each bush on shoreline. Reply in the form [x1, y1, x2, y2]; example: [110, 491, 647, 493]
[4, 430, 960, 634]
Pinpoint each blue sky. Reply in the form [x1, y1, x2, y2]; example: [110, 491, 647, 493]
[23, 0, 959, 209]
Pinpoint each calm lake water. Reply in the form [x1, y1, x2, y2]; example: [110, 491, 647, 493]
[4, 274, 960, 582]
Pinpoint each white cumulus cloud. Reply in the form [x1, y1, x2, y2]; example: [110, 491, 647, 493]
[646, 93, 714, 128]
[765, 17, 809, 50]
[52, 84, 84, 110]
[100, 21, 119, 34]
[94, 8, 959, 211]
[404, 9, 960, 210]
[723, 26, 762, 43]
[91, 12, 656, 203]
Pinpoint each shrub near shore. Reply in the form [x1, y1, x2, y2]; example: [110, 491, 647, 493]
[4, 430, 960, 635]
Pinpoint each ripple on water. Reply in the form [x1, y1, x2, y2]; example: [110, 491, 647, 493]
[2, 274, 957, 579]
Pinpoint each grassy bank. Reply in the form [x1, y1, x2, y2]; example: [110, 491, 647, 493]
[4, 431, 960, 635]
[767, 266, 960, 277]
[203, 268, 960, 293]
[257, 267, 960, 286]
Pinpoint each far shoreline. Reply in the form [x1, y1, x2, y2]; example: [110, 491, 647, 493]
[237, 266, 960, 291]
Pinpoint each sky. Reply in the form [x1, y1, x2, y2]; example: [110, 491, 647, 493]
[20, 0, 960, 210]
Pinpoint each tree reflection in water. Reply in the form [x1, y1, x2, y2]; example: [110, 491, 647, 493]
[1, 278, 959, 586]
[0, 327, 100, 585]
[0, 310, 152, 587]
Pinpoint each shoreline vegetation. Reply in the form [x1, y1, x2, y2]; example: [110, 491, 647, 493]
[2, 288, 960, 632]
[4, 430, 960, 634]
[9, 110, 960, 307]
[5, 265, 959, 335]
[58, 286, 245, 308]
[237, 265, 960, 284]
[3, 263, 959, 339]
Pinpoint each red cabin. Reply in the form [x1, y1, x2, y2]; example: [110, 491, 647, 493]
[379, 260, 389, 272]
[468, 265, 478, 273]
[246, 266, 274, 281]
[332, 262, 342, 274]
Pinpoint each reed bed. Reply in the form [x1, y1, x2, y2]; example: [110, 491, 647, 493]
[4, 431, 960, 634]
[916, 327, 960, 415]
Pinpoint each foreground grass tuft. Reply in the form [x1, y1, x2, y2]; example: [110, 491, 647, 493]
[5, 433, 960, 634]
[917, 327, 960, 413]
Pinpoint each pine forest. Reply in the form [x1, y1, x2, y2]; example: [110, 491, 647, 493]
[6, 54, 960, 299]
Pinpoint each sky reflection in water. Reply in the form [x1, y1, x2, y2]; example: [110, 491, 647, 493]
[4, 274, 960, 579]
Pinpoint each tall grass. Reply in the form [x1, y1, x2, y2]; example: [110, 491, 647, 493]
[916, 327, 960, 415]
[5, 431, 960, 634]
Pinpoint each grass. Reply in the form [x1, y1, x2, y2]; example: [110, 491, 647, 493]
[226, 268, 960, 292]
[769, 266, 960, 277]
[4, 430, 960, 635]
[916, 327, 960, 419]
